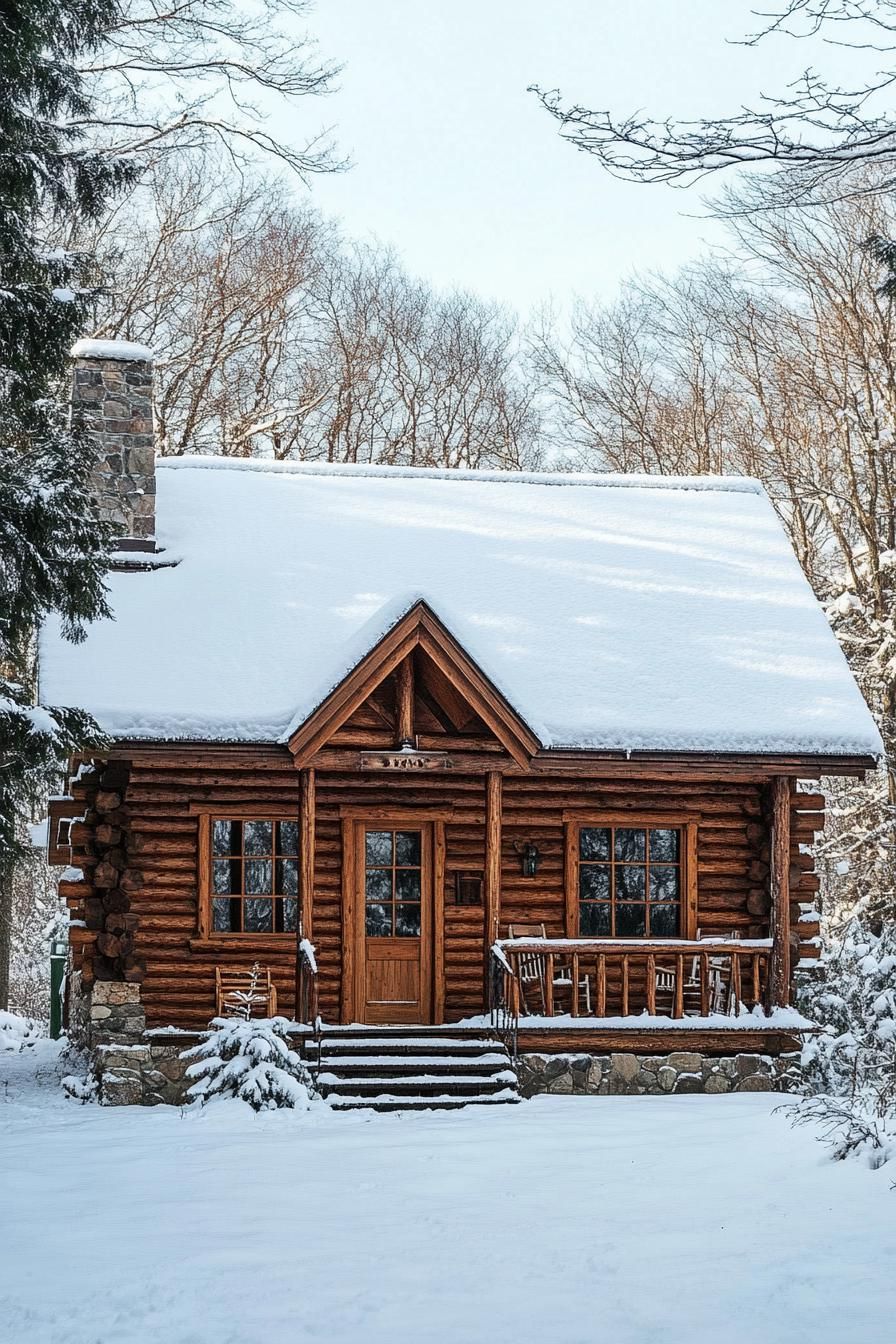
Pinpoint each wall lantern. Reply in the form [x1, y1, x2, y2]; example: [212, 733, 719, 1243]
[514, 840, 541, 878]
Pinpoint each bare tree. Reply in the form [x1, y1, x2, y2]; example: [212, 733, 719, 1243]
[539, 194, 896, 916]
[533, 1, 896, 209]
[79, 0, 343, 178]
[82, 166, 543, 468]
[531, 277, 736, 475]
[84, 162, 330, 453]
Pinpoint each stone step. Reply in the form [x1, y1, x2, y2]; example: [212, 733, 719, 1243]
[306, 1037, 503, 1059]
[312, 1024, 495, 1038]
[328, 1089, 521, 1112]
[319, 1071, 517, 1097]
[316, 1054, 510, 1077]
[308, 1026, 520, 1110]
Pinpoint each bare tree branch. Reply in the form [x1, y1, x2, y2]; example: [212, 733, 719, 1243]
[79, 0, 344, 179]
[532, 1, 896, 207]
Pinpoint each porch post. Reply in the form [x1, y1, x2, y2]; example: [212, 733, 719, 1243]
[295, 767, 316, 1021]
[484, 771, 502, 950]
[769, 775, 791, 1008]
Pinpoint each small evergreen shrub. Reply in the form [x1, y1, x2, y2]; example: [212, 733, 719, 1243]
[182, 1016, 318, 1112]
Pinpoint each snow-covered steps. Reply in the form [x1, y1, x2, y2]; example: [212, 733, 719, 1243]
[303, 1028, 520, 1111]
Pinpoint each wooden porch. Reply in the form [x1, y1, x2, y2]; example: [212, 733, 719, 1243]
[486, 934, 806, 1053]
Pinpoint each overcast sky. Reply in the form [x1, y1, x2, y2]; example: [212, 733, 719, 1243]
[292, 2, 864, 313]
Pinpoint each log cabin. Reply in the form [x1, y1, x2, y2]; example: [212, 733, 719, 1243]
[41, 341, 883, 1105]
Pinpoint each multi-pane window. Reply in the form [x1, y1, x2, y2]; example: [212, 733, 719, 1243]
[578, 825, 682, 938]
[364, 829, 422, 938]
[210, 819, 299, 934]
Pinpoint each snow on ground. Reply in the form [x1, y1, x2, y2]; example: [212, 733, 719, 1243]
[1, 1042, 894, 1344]
[40, 460, 883, 755]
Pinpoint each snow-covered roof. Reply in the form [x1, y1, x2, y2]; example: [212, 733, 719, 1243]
[39, 458, 883, 758]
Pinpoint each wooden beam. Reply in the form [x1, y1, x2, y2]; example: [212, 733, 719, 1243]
[197, 814, 210, 939]
[341, 818, 357, 1024]
[484, 772, 502, 953]
[563, 821, 578, 937]
[299, 768, 315, 942]
[434, 820, 446, 1024]
[293, 768, 315, 1023]
[395, 655, 415, 746]
[769, 776, 791, 1007]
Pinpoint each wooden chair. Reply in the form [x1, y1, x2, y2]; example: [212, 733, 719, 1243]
[215, 966, 278, 1019]
[653, 930, 740, 1016]
[507, 923, 592, 1015]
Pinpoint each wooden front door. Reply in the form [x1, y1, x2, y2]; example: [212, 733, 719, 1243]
[357, 823, 433, 1024]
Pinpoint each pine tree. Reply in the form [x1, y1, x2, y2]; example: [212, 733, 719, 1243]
[0, 1, 136, 1006]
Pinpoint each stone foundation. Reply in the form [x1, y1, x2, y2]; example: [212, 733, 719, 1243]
[93, 1038, 192, 1106]
[68, 974, 146, 1050]
[517, 1050, 802, 1096]
[70, 981, 803, 1106]
[68, 974, 179, 1104]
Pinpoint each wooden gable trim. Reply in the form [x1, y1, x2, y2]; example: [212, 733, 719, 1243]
[287, 601, 540, 770]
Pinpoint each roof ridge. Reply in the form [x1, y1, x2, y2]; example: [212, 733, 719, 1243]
[155, 455, 765, 495]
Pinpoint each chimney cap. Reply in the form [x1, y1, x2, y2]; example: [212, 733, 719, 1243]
[71, 338, 154, 363]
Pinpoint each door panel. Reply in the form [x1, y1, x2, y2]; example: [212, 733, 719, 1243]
[359, 824, 432, 1024]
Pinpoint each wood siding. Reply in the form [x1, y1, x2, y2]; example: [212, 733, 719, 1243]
[61, 746, 825, 1031]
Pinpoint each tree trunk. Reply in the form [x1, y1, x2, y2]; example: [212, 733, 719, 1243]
[0, 861, 13, 1011]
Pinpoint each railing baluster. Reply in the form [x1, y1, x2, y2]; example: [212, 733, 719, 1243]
[646, 954, 656, 1014]
[621, 955, 629, 1016]
[545, 952, 554, 1017]
[752, 953, 760, 1007]
[731, 953, 742, 1012]
[598, 954, 606, 1016]
[674, 954, 684, 1019]
[572, 952, 579, 1017]
[700, 952, 709, 1016]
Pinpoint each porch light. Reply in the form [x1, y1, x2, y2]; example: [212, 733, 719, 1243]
[515, 840, 541, 878]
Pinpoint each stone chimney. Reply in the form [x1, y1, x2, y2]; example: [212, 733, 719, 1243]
[70, 339, 156, 547]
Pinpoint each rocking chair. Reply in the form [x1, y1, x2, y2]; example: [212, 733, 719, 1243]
[507, 923, 592, 1016]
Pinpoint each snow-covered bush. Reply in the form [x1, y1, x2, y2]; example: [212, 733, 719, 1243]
[182, 1016, 318, 1112]
[61, 1071, 98, 1103]
[795, 919, 896, 1166]
[0, 1010, 44, 1051]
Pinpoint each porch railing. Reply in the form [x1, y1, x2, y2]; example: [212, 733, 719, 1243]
[490, 937, 773, 1040]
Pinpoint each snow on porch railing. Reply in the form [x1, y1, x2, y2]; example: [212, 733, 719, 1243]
[296, 937, 319, 1027]
[491, 938, 774, 1038]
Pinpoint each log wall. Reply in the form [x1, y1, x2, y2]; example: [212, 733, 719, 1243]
[61, 747, 825, 1030]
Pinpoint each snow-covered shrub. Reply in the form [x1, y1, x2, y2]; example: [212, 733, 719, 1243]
[0, 1009, 44, 1051]
[61, 1071, 98, 1103]
[182, 1016, 318, 1112]
[795, 919, 896, 1166]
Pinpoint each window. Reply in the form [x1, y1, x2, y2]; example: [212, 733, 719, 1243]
[364, 829, 422, 937]
[577, 824, 684, 938]
[209, 819, 299, 934]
